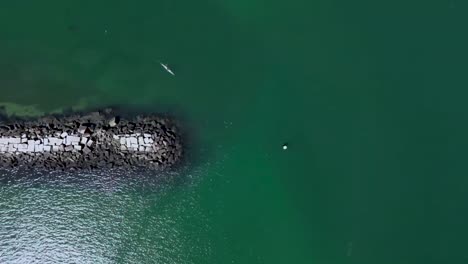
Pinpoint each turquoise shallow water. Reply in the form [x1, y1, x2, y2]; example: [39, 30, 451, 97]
[0, 0, 468, 263]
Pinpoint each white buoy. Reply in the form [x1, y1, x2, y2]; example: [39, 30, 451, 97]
[282, 143, 288, 150]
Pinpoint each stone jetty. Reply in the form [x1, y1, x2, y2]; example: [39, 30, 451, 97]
[0, 109, 183, 171]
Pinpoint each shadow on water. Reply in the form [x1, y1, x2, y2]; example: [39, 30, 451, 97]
[0, 103, 213, 191]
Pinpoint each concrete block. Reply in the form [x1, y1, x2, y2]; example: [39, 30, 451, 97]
[78, 125, 87, 134]
[66, 136, 80, 145]
[35, 144, 44, 152]
[18, 144, 27, 150]
[83, 147, 91, 154]
[27, 143, 35, 152]
[9, 138, 21, 144]
[49, 138, 62, 145]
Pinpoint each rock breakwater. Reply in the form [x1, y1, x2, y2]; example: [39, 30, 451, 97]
[0, 109, 183, 171]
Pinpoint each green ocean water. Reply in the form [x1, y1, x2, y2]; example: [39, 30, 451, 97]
[0, 0, 467, 263]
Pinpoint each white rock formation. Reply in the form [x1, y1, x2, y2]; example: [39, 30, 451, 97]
[0, 129, 160, 154]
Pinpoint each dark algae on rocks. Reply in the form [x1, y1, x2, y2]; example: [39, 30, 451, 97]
[0, 108, 184, 171]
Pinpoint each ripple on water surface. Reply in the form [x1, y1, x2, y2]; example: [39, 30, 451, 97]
[0, 166, 211, 263]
